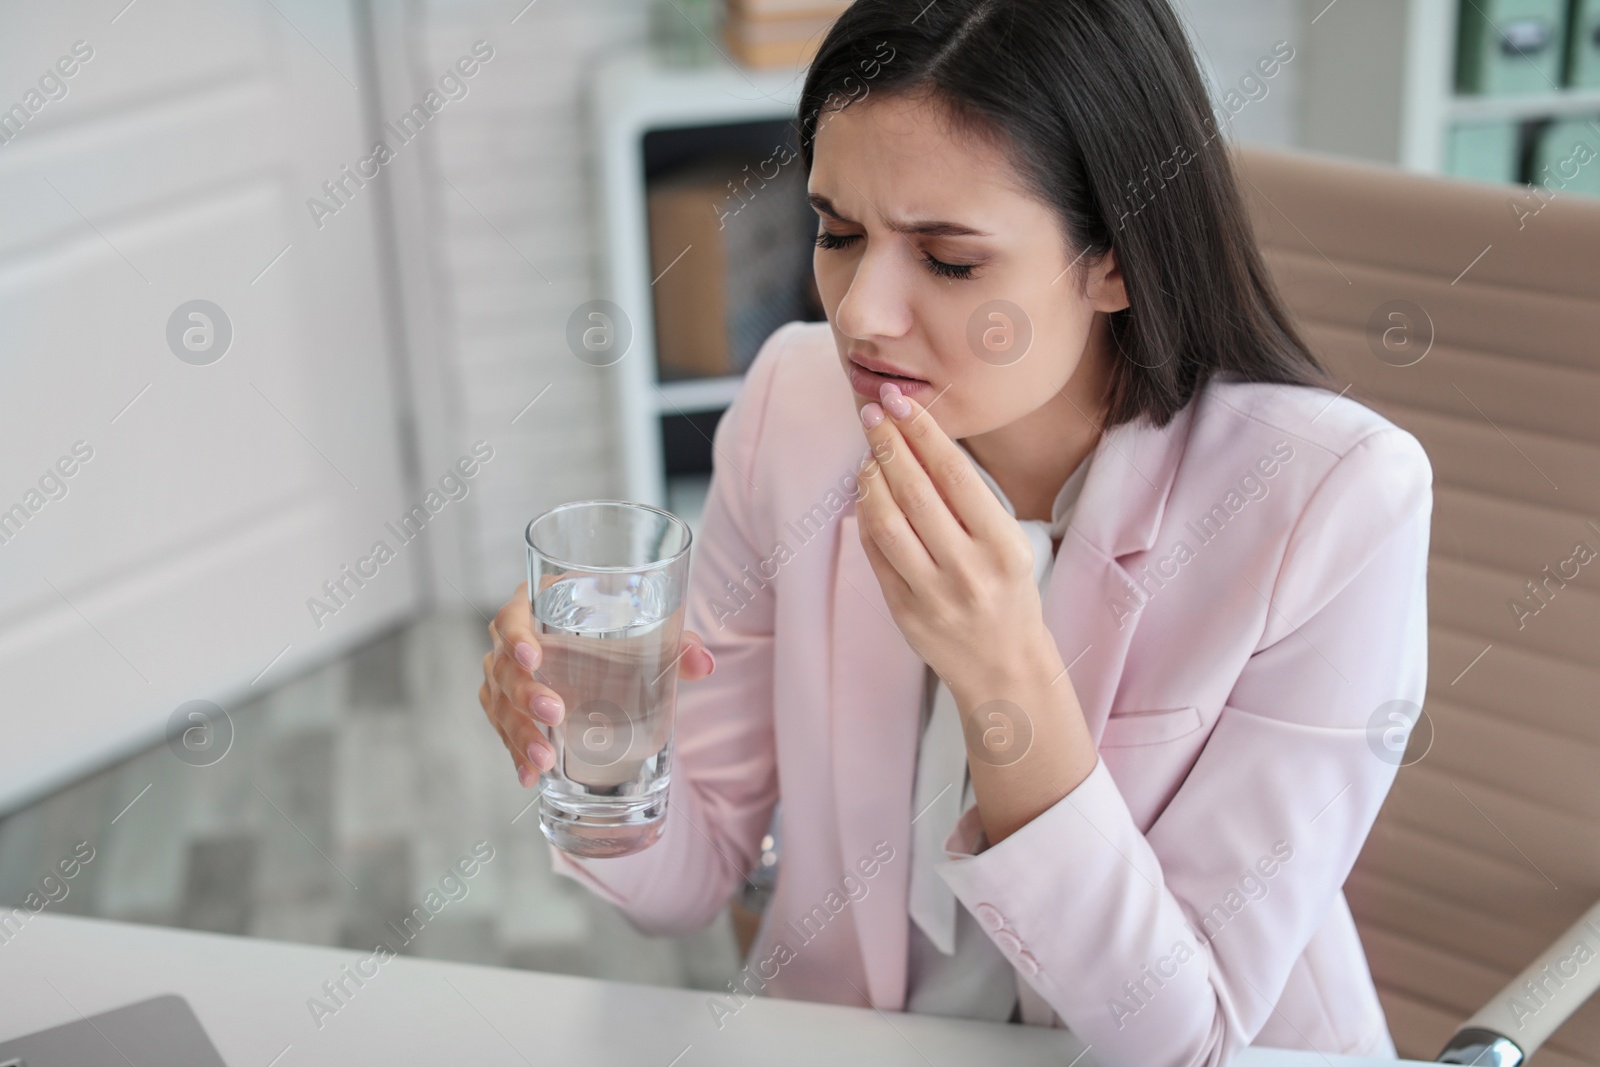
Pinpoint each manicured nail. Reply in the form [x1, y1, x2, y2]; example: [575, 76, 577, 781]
[513, 642, 540, 671]
[860, 402, 884, 429]
[517, 762, 534, 788]
[532, 694, 564, 724]
[527, 742, 553, 772]
[879, 382, 911, 419]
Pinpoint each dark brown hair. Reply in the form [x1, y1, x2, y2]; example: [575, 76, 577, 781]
[797, 0, 1333, 429]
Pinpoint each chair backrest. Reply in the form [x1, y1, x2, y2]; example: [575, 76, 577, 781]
[1233, 143, 1600, 1066]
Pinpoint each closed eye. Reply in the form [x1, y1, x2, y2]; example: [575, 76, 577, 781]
[814, 230, 859, 251]
[922, 253, 975, 281]
[815, 229, 980, 281]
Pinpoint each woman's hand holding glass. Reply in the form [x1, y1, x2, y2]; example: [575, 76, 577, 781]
[479, 579, 716, 788]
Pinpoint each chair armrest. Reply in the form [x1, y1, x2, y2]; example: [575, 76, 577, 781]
[1436, 898, 1600, 1065]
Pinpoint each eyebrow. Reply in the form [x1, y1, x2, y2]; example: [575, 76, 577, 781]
[807, 193, 991, 238]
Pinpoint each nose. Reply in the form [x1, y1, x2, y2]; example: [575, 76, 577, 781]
[830, 237, 914, 343]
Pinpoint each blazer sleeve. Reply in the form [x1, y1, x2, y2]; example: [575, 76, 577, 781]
[933, 425, 1434, 1067]
[545, 322, 800, 935]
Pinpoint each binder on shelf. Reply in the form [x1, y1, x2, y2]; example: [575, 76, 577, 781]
[646, 154, 813, 379]
[1531, 115, 1600, 193]
[1445, 119, 1524, 182]
[1568, 0, 1600, 86]
[1457, 0, 1568, 95]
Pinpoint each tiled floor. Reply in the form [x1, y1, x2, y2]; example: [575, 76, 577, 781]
[0, 610, 742, 992]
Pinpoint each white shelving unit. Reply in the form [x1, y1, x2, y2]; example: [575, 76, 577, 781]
[585, 47, 806, 510]
[1302, 0, 1600, 175]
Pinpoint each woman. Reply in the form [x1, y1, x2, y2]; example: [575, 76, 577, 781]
[479, 1, 1431, 1063]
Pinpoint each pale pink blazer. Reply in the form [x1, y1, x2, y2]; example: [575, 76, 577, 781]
[551, 320, 1432, 1065]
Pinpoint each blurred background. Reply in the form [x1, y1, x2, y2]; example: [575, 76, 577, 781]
[1, 0, 1596, 1004]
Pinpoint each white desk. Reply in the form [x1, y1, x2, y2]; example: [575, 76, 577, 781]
[0, 915, 1435, 1065]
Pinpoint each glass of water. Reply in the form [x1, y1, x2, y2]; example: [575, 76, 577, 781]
[524, 499, 692, 858]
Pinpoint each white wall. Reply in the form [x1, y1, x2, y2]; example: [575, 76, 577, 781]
[1176, 0, 1309, 148]
[0, 0, 425, 813]
[394, 0, 1310, 611]
[372, 0, 647, 614]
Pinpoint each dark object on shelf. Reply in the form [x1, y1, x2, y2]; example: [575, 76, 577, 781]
[660, 407, 725, 477]
[1530, 114, 1600, 192]
[1457, 0, 1568, 95]
[1569, 0, 1600, 86]
[646, 144, 813, 380]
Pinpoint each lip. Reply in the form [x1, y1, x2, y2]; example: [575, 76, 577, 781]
[845, 355, 934, 401]
[849, 352, 922, 379]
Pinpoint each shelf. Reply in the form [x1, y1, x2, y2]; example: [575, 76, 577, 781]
[1448, 87, 1600, 123]
[654, 374, 746, 414]
[592, 48, 806, 142]
[1301, 0, 1600, 173]
[588, 45, 806, 507]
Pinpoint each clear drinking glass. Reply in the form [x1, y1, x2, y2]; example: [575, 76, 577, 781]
[525, 499, 692, 858]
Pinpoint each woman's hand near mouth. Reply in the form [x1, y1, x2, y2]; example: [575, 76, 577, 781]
[855, 379, 1097, 844]
[854, 379, 1045, 695]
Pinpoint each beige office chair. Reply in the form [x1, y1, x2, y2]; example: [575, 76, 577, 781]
[1235, 142, 1600, 1066]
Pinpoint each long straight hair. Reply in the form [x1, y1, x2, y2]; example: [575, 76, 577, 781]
[796, 0, 1334, 429]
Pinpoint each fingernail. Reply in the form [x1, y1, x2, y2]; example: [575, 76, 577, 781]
[879, 382, 911, 419]
[527, 742, 554, 772]
[517, 762, 534, 788]
[698, 646, 716, 673]
[532, 694, 564, 724]
[860, 402, 884, 429]
[513, 642, 540, 671]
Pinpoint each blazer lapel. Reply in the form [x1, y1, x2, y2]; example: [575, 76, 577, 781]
[825, 393, 1197, 1010]
[1042, 399, 1197, 746]
[829, 509, 925, 1010]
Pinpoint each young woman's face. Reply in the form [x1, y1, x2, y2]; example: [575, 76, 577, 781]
[808, 89, 1127, 440]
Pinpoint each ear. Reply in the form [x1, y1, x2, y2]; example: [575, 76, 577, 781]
[1087, 246, 1130, 314]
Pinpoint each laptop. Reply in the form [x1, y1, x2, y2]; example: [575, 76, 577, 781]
[0, 994, 226, 1066]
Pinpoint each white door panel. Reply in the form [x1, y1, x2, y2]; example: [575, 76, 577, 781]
[0, 0, 419, 813]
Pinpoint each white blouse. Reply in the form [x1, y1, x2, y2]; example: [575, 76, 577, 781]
[904, 439, 1092, 1025]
